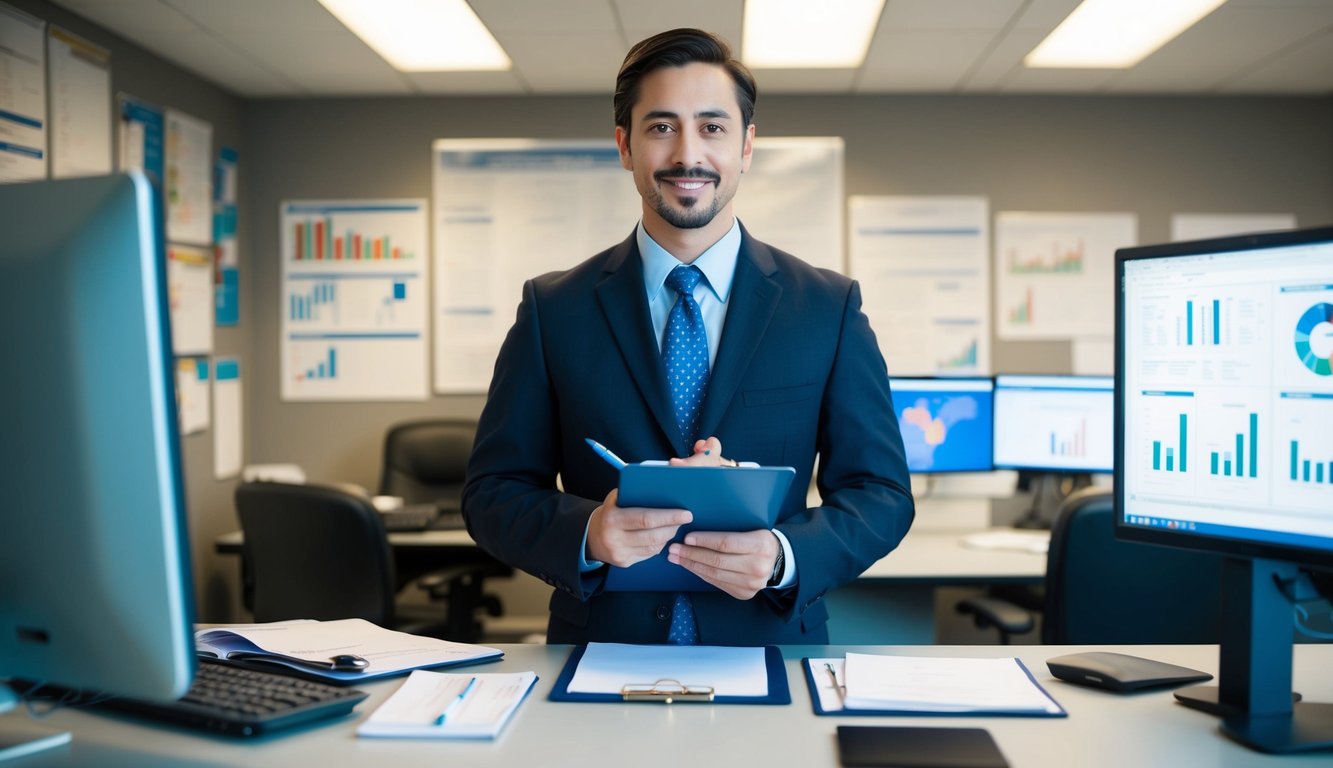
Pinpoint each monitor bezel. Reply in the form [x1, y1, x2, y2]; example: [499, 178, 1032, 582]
[1114, 224, 1333, 568]
[992, 373, 1115, 474]
[888, 375, 996, 475]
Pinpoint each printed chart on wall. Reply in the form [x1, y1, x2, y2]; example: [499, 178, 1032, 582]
[280, 200, 428, 401]
[849, 196, 990, 375]
[0, 3, 47, 182]
[165, 108, 212, 245]
[47, 26, 111, 179]
[431, 137, 844, 393]
[169, 244, 213, 356]
[995, 212, 1136, 340]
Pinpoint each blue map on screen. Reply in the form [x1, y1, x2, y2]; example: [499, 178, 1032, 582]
[894, 389, 994, 473]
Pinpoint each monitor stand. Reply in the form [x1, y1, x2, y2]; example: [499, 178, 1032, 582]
[1012, 473, 1089, 529]
[0, 683, 71, 762]
[1174, 558, 1333, 754]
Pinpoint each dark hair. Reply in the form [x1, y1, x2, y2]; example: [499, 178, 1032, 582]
[613, 28, 757, 132]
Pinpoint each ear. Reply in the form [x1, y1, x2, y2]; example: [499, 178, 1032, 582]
[615, 125, 633, 171]
[740, 123, 755, 173]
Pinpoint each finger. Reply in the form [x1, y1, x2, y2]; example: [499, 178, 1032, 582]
[669, 547, 767, 599]
[681, 530, 765, 555]
[610, 505, 692, 531]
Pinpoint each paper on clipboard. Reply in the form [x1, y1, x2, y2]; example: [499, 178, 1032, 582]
[605, 464, 796, 591]
[567, 643, 769, 697]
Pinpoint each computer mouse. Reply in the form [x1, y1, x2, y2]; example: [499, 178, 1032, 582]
[328, 654, 370, 672]
[1046, 651, 1212, 692]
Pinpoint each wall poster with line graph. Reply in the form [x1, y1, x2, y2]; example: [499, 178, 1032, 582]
[279, 199, 428, 401]
[994, 212, 1136, 340]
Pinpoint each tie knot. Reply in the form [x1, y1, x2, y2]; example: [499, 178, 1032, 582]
[665, 265, 703, 296]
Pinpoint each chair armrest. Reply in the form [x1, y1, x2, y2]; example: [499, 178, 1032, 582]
[955, 595, 1036, 637]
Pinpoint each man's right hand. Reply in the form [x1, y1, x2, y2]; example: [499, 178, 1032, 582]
[586, 488, 692, 568]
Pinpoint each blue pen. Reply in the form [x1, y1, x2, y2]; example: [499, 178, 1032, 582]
[585, 438, 628, 469]
[435, 676, 478, 725]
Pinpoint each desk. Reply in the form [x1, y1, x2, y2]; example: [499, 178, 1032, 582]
[14, 643, 1331, 767]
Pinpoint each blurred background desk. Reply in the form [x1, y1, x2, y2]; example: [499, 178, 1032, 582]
[216, 526, 1049, 644]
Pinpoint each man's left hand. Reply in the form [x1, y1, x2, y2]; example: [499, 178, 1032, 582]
[667, 529, 779, 600]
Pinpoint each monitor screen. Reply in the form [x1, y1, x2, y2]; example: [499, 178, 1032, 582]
[888, 377, 994, 474]
[0, 173, 195, 708]
[1116, 225, 1333, 753]
[1117, 228, 1333, 562]
[993, 374, 1114, 474]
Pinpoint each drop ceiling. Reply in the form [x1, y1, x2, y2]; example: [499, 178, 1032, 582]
[51, 0, 1333, 98]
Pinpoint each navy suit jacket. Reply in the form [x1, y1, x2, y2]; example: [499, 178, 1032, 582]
[462, 224, 914, 645]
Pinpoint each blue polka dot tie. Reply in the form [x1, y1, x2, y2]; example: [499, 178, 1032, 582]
[662, 265, 708, 645]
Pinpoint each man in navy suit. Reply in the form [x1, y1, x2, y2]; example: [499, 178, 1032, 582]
[462, 28, 913, 645]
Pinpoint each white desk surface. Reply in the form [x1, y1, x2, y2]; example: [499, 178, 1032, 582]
[13, 643, 1331, 767]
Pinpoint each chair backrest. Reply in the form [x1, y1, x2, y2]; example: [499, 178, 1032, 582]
[378, 419, 476, 509]
[1043, 487, 1224, 644]
[236, 481, 397, 626]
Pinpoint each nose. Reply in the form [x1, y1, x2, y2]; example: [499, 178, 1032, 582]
[670, 128, 704, 168]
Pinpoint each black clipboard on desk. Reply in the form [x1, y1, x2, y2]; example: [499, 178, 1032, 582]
[549, 644, 791, 705]
[605, 463, 796, 592]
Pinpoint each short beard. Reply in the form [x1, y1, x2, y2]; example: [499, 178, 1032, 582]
[649, 167, 723, 230]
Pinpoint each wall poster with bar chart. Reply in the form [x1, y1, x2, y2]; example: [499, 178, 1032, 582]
[848, 196, 990, 376]
[995, 212, 1136, 340]
[280, 199, 428, 401]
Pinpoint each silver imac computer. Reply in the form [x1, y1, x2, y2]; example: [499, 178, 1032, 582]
[1117, 224, 1333, 753]
[0, 173, 195, 758]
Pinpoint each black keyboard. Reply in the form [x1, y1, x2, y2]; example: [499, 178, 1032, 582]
[379, 504, 440, 531]
[98, 659, 368, 737]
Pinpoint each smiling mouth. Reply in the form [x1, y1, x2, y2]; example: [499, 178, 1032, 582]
[654, 169, 720, 192]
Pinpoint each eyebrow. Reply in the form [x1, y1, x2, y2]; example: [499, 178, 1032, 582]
[641, 109, 734, 122]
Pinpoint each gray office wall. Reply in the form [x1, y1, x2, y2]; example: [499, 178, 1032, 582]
[10, 0, 246, 621]
[242, 93, 1333, 492]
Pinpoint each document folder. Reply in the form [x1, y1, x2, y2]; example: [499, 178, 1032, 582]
[803, 657, 1066, 718]
[606, 464, 796, 591]
[549, 645, 791, 705]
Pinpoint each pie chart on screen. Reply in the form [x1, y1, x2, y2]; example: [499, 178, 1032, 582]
[1294, 302, 1333, 376]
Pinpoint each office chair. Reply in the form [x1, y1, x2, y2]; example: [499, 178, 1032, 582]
[378, 418, 477, 510]
[377, 418, 514, 641]
[957, 487, 1224, 644]
[236, 480, 460, 636]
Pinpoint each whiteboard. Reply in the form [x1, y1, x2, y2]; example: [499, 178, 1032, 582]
[431, 136, 844, 394]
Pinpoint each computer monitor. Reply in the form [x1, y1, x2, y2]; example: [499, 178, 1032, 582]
[993, 374, 1114, 474]
[1117, 225, 1333, 753]
[888, 377, 994, 474]
[0, 173, 195, 756]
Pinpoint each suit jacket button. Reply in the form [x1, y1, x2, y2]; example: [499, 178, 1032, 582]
[655, 605, 670, 621]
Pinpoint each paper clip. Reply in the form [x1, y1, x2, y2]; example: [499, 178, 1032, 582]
[621, 679, 715, 703]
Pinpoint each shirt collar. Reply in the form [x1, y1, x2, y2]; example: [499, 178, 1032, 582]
[638, 218, 741, 303]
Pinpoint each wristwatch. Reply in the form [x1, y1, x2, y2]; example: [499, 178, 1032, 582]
[767, 535, 785, 588]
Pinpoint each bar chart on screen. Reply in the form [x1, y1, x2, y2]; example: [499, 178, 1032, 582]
[280, 200, 428, 401]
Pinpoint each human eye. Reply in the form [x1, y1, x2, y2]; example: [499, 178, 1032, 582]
[647, 122, 675, 135]
[702, 123, 726, 135]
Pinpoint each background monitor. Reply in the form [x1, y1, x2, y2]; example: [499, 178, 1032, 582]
[888, 377, 994, 474]
[0, 173, 195, 753]
[1117, 225, 1333, 753]
[993, 374, 1114, 474]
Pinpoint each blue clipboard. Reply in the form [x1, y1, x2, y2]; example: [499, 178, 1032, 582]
[802, 658, 1067, 718]
[549, 645, 791, 705]
[605, 464, 796, 592]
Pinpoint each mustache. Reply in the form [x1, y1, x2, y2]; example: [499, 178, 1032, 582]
[653, 167, 721, 184]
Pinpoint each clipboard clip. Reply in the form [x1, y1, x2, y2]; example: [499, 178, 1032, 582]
[621, 679, 715, 703]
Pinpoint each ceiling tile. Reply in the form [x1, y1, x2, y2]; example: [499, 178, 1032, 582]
[879, 0, 1027, 31]
[131, 28, 302, 96]
[859, 31, 998, 92]
[471, 0, 619, 33]
[502, 32, 626, 93]
[615, 0, 741, 43]
[163, 0, 345, 32]
[1222, 28, 1333, 93]
[404, 70, 527, 96]
[752, 68, 858, 95]
[57, 0, 197, 34]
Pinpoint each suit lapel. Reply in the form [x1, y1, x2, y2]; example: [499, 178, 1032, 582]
[594, 234, 680, 450]
[697, 229, 782, 440]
